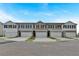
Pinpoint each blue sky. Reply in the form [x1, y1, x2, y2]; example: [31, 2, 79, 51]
[0, 3, 79, 22]
[0, 3, 79, 32]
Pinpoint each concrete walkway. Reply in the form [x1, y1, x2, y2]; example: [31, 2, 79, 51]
[5, 37, 29, 41]
[1, 37, 79, 42]
[0, 37, 16, 44]
[33, 38, 56, 42]
[72, 37, 79, 40]
[56, 37, 75, 41]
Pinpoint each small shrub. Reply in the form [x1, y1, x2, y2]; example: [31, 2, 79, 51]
[0, 35, 4, 37]
[26, 36, 35, 42]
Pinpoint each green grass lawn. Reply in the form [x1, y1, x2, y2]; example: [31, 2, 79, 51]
[26, 36, 35, 42]
[0, 37, 5, 40]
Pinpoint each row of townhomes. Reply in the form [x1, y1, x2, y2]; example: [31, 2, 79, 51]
[0, 21, 77, 38]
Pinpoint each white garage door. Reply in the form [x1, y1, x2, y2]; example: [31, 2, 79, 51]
[21, 32, 32, 37]
[36, 31, 47, 38]
[50, 31, 62, 37]
[5, 32, 17, 37]
[65, 32, 76, 37]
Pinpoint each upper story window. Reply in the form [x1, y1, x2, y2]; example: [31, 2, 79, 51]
[33, 25, 35, 29]
[74, 25, 76, 28]
[26, 24, 27, 28]
[50, 25, 52, 28]
[26, 24, 30, 29]
[44, 25, 47, 29]
[21, 25, 24, 28]
[52, 25, 54, 28]
[41, 25, 44, 28]
[4, 25, 16, 28]
[56, 25, 61, 29]
[4, 25, 8, 28]
[26, 24, 32, 29]
[68, 25, 69, 28]
[70, 25, 72, 28]
[36, 25, 39, 29]
[29, 25, 32, 28]
[13, 25, 16, 28]
[63, 25, 76, 29]
[63, 25, 67, 28]
[9, 25, 12, 28]
[48, 25, 52, 28]
[27, 25, 29, 28]
[18, 24, 20, 28]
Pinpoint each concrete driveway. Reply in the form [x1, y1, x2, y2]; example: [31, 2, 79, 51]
[33, 38, 56, 42]
[0, 40, 79, 56]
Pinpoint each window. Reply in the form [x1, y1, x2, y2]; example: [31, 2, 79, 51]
[72, 25, 74, 28]
[41, 25, 44, 28]
[18, 24, 20, 28]
[26, 25, 27, 28]
[21, 25, 24, 28]
[48, 25, 49, 28]
[68, 25, 69, 28]
[29, 25, 32, 28]
[4, 25, 16, 28]
[72, 25, 76, 29]
[27, 25, 29, 28]
[13, 25, 16, 28]
[63, 25, 67, 28]
[4, 25, 7, 28]
[74, 25, 76, 28]
[9, 25, 12, 28]
[36, 25, 39, 29]
[48, 25, 52, 28]
[33, 25, 35, 29]
[70, 25, 71, 28]
[56, 25, 61, 29]
[52, 25, 54, 28]
[45, 25, 47, 29]
[50, 25, 52, 28]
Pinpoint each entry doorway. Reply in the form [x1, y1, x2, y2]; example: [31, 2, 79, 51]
[18, 31, 21, 37]
[33, 31, 36, 37]
[62, 31, 65, 37]
[47, 31, 50, 37]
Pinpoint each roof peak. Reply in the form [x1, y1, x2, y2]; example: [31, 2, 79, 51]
[37, 21, 44, 23]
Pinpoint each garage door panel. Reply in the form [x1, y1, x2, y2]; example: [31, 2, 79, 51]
[50, 31, 62, 37]
[21, 32, 32, 37]
[65, 32, 76, 37]
[36, 31, 47, 38]
[5, 32, 17, 37]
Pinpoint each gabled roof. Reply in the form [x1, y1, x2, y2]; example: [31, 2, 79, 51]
[64, 21, 77, 25]
[37, 21, 44, 23]
[4, 21, 16, 25]
[5, 21, 13, 23]
[3, 21, 77, 25]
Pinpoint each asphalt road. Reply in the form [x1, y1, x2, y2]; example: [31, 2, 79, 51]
[0, 40, 79, 56]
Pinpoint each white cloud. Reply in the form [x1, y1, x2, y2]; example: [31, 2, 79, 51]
[0, 10, 23, 23]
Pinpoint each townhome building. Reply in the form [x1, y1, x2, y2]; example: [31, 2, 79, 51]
[0, 21, 77, 38]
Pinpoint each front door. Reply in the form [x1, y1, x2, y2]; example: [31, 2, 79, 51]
[62, 31, 65, 37]
[47, 31, 50, 37]
[18, 31, 21, 37]
[33, 31, 36, 37]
